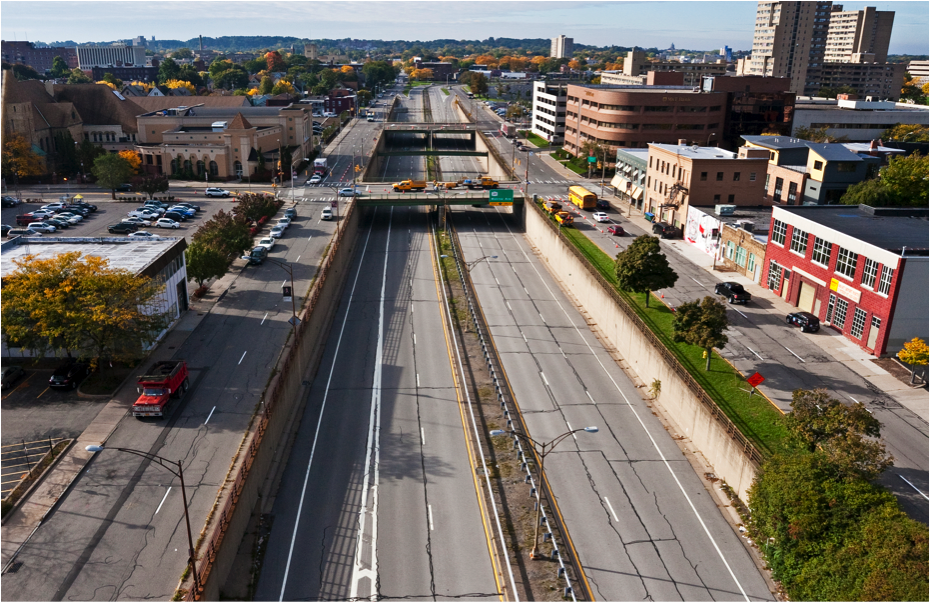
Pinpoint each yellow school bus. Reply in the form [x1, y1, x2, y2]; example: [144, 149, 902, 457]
[568, 185, 597, 210]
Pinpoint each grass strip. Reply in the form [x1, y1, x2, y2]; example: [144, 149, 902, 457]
[523, 132, 549, 148]
[543, 202, 791, 456]
[440, 87, 450, 95]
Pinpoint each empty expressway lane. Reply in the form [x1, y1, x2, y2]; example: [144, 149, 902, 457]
[255, 206, 501, 601]
[452, 206, 774, 602]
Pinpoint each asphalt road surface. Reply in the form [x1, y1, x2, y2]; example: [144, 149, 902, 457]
[452, 206, 774, 601]
[256, 205, 500, 601]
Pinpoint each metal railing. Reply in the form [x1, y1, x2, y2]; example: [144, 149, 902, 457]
[1, 438, 68, 500]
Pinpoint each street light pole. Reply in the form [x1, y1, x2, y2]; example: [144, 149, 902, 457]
[265, 258, 298, 340]
[489, 426, 598, 559]
[84, 446, 201, 598]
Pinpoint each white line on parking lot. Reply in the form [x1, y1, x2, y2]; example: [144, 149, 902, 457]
[783, 346, 805, 362]
[540, 371, 549, 386]
[604, 497, 619, 522]
[428, 504, 435, 530]
[421, 427, 425, 446]
[745, 346, 764, 361]
[417, 374, 420, 387]
[261, 313, 268, 325]
[205, 406, 216, 424]
[296, 255, 301, 263]
[155, 487, 172, 514]
[238, 351, 247, 365]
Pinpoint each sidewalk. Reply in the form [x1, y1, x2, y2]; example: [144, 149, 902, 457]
[600, 189, 929, 423]
[0, 264, 246, 569]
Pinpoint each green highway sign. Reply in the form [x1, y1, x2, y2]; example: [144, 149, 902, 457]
[587, 156, 597, 163]
[489, 189, 514, 204]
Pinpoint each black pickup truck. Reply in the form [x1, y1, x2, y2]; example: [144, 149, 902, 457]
[714, 281, 752, 304]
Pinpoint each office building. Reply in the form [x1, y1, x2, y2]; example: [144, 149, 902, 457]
[1, 41, 78, 73]
[531, 79, 583, 145]
[907, 59, 929, 84]
[762, 205, 927, 356]
[620, 50, 726, 86]
[76, 44, 147, 69]
[793, 96, 928, 141]
[551, 35, 574, 59]
[702, 75, 796, 150]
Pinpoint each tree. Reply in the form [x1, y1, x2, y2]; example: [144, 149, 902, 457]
[279, 145, 293, 179]
[67, 67, 92, 84]
[157, 57, 181, 84]
[897, 337, 928, 384]
[1, 252, 170, 363]
[243, 57, 266, 74]
[171, 48, 194, 60]
[165, 79, 197, 95]
[96, 80, 118, 90]
[469, 72, 489, 95]
[265, 50, 286, 72]
[785, 389, 892, 479]
[12, 64, 42, 81]
[613, 235, 678, 307]
[102, 72, 123, 89]
[232, 193, 278, 223]
[76, 139, 105, 174]
[54, 130, 80, 176]
[193, 209, 251, 259]
[816, 84, 857, 99]
[839, 178, 894, 207]
[271, 79, 296, 95]
[258, 75, 274, 95]
[92, 153, 134, 198]
[213, 66, 249, 90]
[185, 240, 229, 288]
[881, 151, 928, 206]
[177, 64, 203, 87]
[50, 55, 69, 78]
[2, 133, 45, 183]
[135, 174, 170, 199]
[881, 123, 929, 143]
[357, 89, 372, 105]
[899, 72, 929, 105]
[118, 150, 142, 174]
[672, 296, 729, 370]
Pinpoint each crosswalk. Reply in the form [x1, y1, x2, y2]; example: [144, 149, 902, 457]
[528, 179, 577, 185]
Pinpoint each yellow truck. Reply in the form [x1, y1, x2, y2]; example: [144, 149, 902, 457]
[544, 201, 563, 215]
[568, 185, 597, 210]
[393, 179, 427, 192]
[465, 176, 499, 190]
[555, 211, 574, 226]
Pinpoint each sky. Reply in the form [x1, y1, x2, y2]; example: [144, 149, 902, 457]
[1, 0, 928, 54]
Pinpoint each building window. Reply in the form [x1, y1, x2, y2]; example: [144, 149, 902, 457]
[773, 177, 784, 202]
[733, 172, 741, 181]
[833, 297, 849, 330]
[716, 172, 724, 181]
[836, 162, 856, 172]
[727, 194, 734, 203]
[790, 227, 808, 256]
[787, 182, 798, 204]
[735, 246, 748, 267]
[813, 160, 823, 170]
[835, 246, 858, 279]
[767, 261, 782, 290]
[826, 293, 836, 323]
[861, 258, 878, 289]
[878, 265, 893, 295]
[747, 253, 756, 273]
[700, 171, 707, 181]
[811, 237, 832, 266]
[850, 307, 867, 339]
[714, 194, 721, 202]
[771, 219, 787, 245]
[726, 241, 735, 259]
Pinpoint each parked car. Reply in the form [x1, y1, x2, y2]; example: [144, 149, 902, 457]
[108, 223, 138, 234]
[257, 236, 276, 251]
[1, 224, 11, 236]
[269, 225, 285, 238]
[284, 207, 297, 219]
[592, 212, 610, 223]
[29, 209, 57, 219]
[154, 218, 180, 229]
[73, 202, 97, 212]
[6, 228, 42, 238]
[275, 217, 291, 229]
[1, 365, 25, 389]
[2, 195, 22, 207]
[714, 282, 752, 304]
[128, 230, 158, 238]
[786, 311, 820, 333]
[114, 183, 133, 192]
[652, 222, 680, 239]
[607, 224, 625, 236]
[321, 207, 333, 220]
[144, 201, 169, 210]
[204, 187, 231, 198]
[338, 188, 356, 197]
[173, 202, 201, 212]
[49, 360, 91, 390]
[26, 222, 57, 233]
[138, 205, 165, 216]
[163, 212, 188, 223]
[243, 245, 268, 265]
[168, 206, 196, 217]
[128, 209, 159, 220]
[54, 214, 82, 225]
[45, 218, 71, 230]
[41, 202, 69, 211]
[122, 217, 152, 227]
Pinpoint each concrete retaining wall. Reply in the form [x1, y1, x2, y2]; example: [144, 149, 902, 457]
[524, 203, 760, 499]
[191, 204, 363, 600]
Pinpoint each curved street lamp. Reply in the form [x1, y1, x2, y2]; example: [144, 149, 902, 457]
[84, 445, 200, 598]
[489, 426, 598, 559]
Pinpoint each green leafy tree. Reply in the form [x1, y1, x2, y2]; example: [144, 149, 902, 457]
[614, 235, 678, 307]
[171, 47, 194, 60]
[157, 57, 181, 84]
[816, 84, 857, 99]
[469, 72, 489, 96]
[839, 178, 895, 207]
[185, 240, 229, 288]
[135, 174, 170, 199]
[53, 130, 80, 176]
[177, 64, 203, 87]
[258, 75, 274, 95]
[91, 153, 134, 199]
[793, 125, 848, 143]
[279, 145, 293, 179]
[785, 389, 892, 479]
[232, 193, 278, 223]
[12, 64, 42, 81]
[1, 252, 169, 363]
[101, 72, 123, 89]
[881, 123, 929, 143]
[76, 139, 106, 174]
[213, 66, 249, 90]
[243, 57, 266, 74]
[357, 89, 372, 105]
[672, 296, 729, 370]
[320, 68, 338, 89]
[193, 209, 251, 259]
[67, 67, 92, 84]
[50, 56, 69, 78]
[897, 337, 928, 384]
[881, 151, 928, 206]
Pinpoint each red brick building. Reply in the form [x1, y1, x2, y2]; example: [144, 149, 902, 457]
[761, 205, 928, 356]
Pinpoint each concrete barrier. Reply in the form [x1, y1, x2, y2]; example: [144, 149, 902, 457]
[524, 202, 760, 500]
[183, 202, 363, 600]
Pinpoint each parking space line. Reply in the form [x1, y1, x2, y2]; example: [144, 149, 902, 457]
[604, 497, 619, 522]
[205, 406, 216, 424]
[783, 346, 805, 363]
[155, 487, 172, 514]
[238, 351, 247, 365]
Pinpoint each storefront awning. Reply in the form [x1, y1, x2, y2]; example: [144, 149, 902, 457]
[631, 186, 643, 200]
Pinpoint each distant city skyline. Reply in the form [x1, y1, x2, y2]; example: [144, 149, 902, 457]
[1, 1, 927, 55]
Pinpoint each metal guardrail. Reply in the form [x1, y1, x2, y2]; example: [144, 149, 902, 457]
[1, 438, 66, 500]
[528, 199, 765, 466]
[183, 201, 359, 600]
[446, 215, 589, 602]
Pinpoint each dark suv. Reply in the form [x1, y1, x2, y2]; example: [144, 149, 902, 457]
[652, 222, 680, 239]
[49, 360, 91, 389]
[108, 223, 138, 234]
[786, 312, 820, 333]
[714, 281, 752, 304]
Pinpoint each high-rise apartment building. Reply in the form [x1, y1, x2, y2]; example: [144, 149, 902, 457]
[550, 35, 573, 59]
[76, 44, 146, 69]
[742, 1, 902, 99]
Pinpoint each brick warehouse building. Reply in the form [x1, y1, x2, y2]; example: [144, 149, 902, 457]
[761, 205, 928, 356]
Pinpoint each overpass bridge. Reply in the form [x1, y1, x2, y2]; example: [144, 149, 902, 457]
[379, 122, 488, 157]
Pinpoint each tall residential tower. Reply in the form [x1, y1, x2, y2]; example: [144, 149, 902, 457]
[550, 35, 574, 59]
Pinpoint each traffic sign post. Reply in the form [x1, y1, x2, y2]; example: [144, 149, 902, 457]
[743, 372, 765, 397]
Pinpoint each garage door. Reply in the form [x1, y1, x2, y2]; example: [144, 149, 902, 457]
[798, 281, 816, 314]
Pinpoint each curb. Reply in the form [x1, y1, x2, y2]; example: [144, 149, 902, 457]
[0, 439, 74, 527]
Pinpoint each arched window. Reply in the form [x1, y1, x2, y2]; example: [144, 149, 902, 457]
[184, 159, 192, 173]
[209, 161, 218, 176]
[234, 160, 242, 177]
[196, 160, 205, 175]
